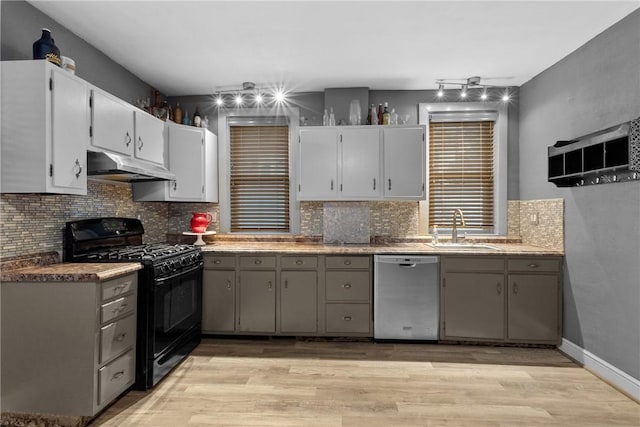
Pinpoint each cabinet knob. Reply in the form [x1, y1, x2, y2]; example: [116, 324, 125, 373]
[343, 283, 352, 289]
[343, 316, 352, 322]
[267, 281, 272, 290]
[284, 280, 288, 289]
[497, 282, 502, 295]
[125, 132, 132, 147]
[254, 259, 262, 265]
[513, 282, 519, 294]
[295, 260, 303, 265]
[172, 180, 177, 191]
[214, 259, 222, 264]
[528, 263, 539, 268]
[226, 280, 232, 290]
[115, 333, 127, 342]
[73, 158, 82, 179]
[112, 370, 125, 380]
[344, 260, 351, 266]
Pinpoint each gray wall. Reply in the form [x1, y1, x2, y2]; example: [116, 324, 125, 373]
[1, 0, 152, 102]
[519, 10, 640, 379]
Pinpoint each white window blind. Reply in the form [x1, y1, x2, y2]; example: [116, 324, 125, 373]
[230, 126, 290, 232]
[429, 120, 495, 230]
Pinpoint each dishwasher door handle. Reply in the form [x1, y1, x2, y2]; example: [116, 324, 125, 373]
[399, 263, 417, 268]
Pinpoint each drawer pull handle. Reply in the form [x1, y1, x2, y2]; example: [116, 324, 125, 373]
[112, 303, 127, 314]
[226, 280, 232, 290]
[254, 259, 262, 265]
[214, 259, 222, 264]
[528, 263, 539, 268]
[343, 316, 352, 322]
[295, 260, 303, 265]
[344, 260, 351, 266]
[112, 370, 125, 380]
[124, 132, 132, 147]
[497, 282, 502, 295]
[115, 333, 127, 342]
[343, 283, 352, 289]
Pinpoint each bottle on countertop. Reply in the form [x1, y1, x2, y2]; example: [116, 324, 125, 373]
[193, 107, 202, 127]
[323, 109, 329, 126]
[377, 104, 383, 126]
[370, 104, 378, 125]
[174, 103, 183, 124]
[382, 102, 390, 125]
[33, 28, 61, 66]
[329, 107, 336, 126]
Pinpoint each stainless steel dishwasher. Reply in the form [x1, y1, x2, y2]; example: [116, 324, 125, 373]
[373, 255, 440, 340]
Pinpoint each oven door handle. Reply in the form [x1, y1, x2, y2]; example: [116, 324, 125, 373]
[155, 262, 204, 284]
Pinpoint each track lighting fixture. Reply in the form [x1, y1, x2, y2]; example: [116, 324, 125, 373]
[212, 81, 288, 108]
[434, 76, 511, 102]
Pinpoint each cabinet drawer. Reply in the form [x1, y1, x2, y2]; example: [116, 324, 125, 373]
[239, 256, 276, 269]
[326, 303, 370, 334]
[101, 293, 135, 324]
[281, 256, 318, 269]
[326, 256, 370, 269]
[101, 274, 136, 301]
[507, 258, 561, 272]
[98, 350, 135, 406]
[326, 271, 370, 301]
[100, 313, 136, 364]
[443, 256, 504, 272]
[204, 255, 236, 269]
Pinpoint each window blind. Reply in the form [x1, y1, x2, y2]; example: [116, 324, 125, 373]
[429, 121, 495, 230]
[230, 126, 290, 232]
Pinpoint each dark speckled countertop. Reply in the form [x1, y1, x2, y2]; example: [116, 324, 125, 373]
[1, 261, 143, 283]
[199, 241, 563, 256]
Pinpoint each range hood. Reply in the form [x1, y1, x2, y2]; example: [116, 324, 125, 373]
[87, 151, 175, 183]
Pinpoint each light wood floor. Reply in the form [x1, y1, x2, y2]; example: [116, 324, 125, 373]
[90, 338, 639, 426]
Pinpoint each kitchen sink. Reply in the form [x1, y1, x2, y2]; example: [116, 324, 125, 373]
[425, 243, 500, 251]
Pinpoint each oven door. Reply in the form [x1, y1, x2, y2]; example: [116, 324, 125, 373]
[153, 262, 203, 360]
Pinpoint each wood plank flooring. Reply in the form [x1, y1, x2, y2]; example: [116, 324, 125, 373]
[90, 338, 639, 426]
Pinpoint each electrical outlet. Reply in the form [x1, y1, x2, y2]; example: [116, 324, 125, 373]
[209, 211, 218, 223]
[530, 212, 539, 225]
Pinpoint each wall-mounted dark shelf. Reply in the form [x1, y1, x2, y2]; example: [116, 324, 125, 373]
[548, 117, 639, 187]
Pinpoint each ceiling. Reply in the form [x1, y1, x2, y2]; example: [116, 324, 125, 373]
[29, 1, 639, 96]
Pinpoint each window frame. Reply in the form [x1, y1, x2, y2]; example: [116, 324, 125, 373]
[218, 107, 300, 234]
[418, 102, 508, 236]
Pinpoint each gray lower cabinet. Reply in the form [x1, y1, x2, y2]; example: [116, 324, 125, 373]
[202, 269, 236, 332]
[0, 273, 137, 417]
[441, 255, 562, 345]
[280, 270, 317, 333]
[239, 270, 276, 333]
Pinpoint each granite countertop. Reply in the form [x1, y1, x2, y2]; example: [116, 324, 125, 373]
[1, 262, 143, 283]
[199, 241, 563, 256]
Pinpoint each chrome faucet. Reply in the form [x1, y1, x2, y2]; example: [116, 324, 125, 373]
[451, 209, 466, 243]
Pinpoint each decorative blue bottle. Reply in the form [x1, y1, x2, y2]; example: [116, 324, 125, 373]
[33, 28, 61, 66]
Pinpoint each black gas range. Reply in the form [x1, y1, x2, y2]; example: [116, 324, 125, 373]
[64, 217, 203, 390]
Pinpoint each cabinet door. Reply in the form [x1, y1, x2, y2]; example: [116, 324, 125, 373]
[91, 89, 135, 156]
[340, 127, 381, 199]
[442, 272, 505, 340]
[134, 111, 165, 165]
[202, 270, 236, 333]
[280, 271, 317, 334]
[239, 271, 276, 333]
[299, 127, 338, 200]
[508, 274, 560, 342]
[383, 127, 425, 199]
[51, 67, 88, 193]
[168, 125, 204, 201]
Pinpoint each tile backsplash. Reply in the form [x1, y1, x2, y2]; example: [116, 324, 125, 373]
[0, 181, 168, 259]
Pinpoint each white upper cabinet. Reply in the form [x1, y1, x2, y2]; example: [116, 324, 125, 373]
[90, 88, 135, 156]
[1, 60, 88, 194]
[133, 111, 165, 165]
[298, 125, 425, 201]
[90, 88, 165, 166]
[132, 123, 218, 202]
[340, 127, 381, 199]
[383, 126, 426, 200]
[299, 127, 339, 200]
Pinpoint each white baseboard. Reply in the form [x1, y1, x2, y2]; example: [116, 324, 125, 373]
[559, 338, 640, 401]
